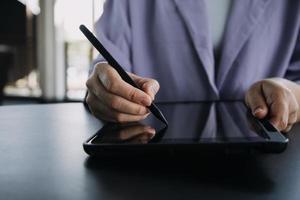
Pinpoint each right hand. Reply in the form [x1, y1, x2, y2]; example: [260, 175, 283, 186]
[101, 123, 156, 144]
[86, 63, 160, 123]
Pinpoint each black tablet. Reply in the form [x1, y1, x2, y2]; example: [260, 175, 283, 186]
[83, 101, 288, 157]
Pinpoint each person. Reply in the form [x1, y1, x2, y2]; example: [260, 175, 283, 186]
[85, 0, 300, 132]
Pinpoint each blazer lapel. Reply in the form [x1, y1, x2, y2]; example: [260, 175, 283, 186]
[173, 0, 218, 95]
[217, 0, 271, 89]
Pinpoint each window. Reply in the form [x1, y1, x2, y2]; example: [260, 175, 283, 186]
[55, 0, 104, 100]
[2, 0, 105, 101]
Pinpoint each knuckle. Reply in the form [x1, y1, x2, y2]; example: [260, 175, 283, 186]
[290, 109, 298, 117]
[114, 113, 126, 123]
[94, 63, 101, 70]
[106, 67, 116, 79]
[95, 62, 107, 71]
[290, 118, 297, 125]
[141, 81, 150, 91]
[86, 78, 93, 89]
[272, 88, 288, 100]
[251, 98, 262, 106]
[289, 111, 298, 123]
[279, 119, 288, 130]
[281, 88, 290, 98]
[136, 106, 145, 115]
[283, 125, 293, 133]
[110, 97, 122, 110]
[86, 80, 101, 98]
[245, 95, 261, 109]
[107, 81, 118, 92]
[104, 75, 118, 92]
[99, 68, 117, 91]
[128, 89, 138, 101]
[86, 94, 93, 105]
[253, 81, 263, 88]
[245, 82, 262, 103]
[251, 81, 264, 91]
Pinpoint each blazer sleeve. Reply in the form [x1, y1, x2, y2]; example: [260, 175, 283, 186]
[285, 32, 300, 84]
[90, 0, 132, 75]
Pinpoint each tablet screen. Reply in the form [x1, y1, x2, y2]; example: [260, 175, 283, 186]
[90, 101, 270, 145]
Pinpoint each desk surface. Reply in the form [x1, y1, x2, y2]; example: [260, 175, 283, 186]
[0, 103, 300, 200]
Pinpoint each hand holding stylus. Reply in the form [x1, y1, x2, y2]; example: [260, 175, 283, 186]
[86, 62, 160, 123]
[80, 25, 167, 125]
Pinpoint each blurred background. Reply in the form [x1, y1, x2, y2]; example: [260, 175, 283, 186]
[0, 0, 105, 105]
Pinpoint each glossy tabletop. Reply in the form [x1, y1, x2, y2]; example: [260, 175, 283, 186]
[0, 103, 299, 200]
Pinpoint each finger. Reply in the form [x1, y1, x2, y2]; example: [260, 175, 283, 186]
[86, 92, 114, 121]
[129, 73, 160, 101]
[86, 92, 150, 123]
[287, 94, 299, 125]
[128, 133, 156, 144]
[282, 124, 293, 133]
[94, 104, 150, 123]
[96, 64, 152, 106]
[118, 125, 155, 140]
[245, 83, 268, 119]
[269, 100, 289, 131]
[288, 111, 298, 126]
[87, 75, 149, 115]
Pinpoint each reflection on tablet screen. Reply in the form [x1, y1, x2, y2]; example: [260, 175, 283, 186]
[91, 102, 268, 145]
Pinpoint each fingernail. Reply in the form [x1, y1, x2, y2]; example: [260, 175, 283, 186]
[151, 85, 157, 95]
[148, 86, 156, 101]
[145, 127, 156, 134]
[253, 107, 263, 116]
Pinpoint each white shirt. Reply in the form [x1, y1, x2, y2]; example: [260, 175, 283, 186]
[206, 0, 232, 50]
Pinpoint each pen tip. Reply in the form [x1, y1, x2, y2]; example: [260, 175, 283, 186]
[149, 103, 168, 126]
[157, 112, 168, 127]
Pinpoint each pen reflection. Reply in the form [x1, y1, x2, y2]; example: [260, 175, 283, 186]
[92, 102, 262, 145]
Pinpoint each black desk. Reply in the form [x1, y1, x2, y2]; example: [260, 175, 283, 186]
[0, 103, 299, 200]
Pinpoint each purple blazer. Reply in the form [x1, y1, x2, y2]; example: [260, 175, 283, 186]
[93, 0, 300, 102]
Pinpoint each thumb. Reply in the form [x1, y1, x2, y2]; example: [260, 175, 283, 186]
[129, 73, 160, 101]
[245, 83, 268, 119]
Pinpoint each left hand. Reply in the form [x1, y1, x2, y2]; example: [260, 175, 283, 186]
[245, 78, 300, 132]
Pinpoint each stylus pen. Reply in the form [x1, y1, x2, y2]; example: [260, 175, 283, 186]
[79, 25, 168, 126]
